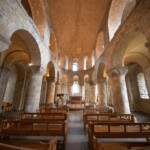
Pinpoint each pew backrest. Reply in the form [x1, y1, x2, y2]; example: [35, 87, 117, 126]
[20, 112, 68, 121]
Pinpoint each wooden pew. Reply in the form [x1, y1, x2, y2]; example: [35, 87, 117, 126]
[40, 107, 69, 114]
[0, 138, 57, 150]
[88, 122, 150, 150]
[93, 139, 150, 150]
[83, 107, 113, 115]
[0, 120, 67, 148]
[84, 113, 135, 133]
[20, 112, 68, 122]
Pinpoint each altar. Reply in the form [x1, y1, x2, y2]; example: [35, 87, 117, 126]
[67, 96, 85, 109]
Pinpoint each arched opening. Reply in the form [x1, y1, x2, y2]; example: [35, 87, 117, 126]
[97, 63, 108, 106]
[126, 63, 150, 112]
[83, 56, 88, 70]
[72, 59, 78, 71]
[91, 51, 95, 67]
[45, 61, 56, 105]
[137, 72, 149, 99]
[113, 32, 150, 69]
[11, 29, 41, 67]
[0, 54, 30, 111]
[0, 30, 36, 111]
[115, 32, 150, 113]
[72, 76, 79, 95]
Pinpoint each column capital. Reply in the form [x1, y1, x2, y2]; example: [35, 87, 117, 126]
[97, 77, 106, 84]
[46, 77, 55, 82]
[107, 67, 128, 78]
[0, 67, 10, 72]
[89, 81, 96, 86]
[119, 67, 128, 76]
[27, 65, 46, 76]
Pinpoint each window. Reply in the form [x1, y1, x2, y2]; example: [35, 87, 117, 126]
[84, 57, 88, 70]
[137, 73, 149, 99]
[72, 82, 79, 94]
[92, 51, 95, 67]
[72, 61, 78, 71]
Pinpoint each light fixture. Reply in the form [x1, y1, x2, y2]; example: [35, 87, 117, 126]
[28, 63, 33, 66]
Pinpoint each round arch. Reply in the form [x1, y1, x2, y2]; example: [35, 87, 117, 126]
[46, 61, 55, 80]
[11, 29, 41, 66]
[113, 32, 150, 69]
[2, 51, 30, 69]
[97, 62, 106, 79]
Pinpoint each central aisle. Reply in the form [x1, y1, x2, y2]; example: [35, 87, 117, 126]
[66, 110, 89, 150]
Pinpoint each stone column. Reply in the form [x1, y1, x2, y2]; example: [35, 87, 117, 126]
[144, 41, 150, 96]
[46, 77, 55, 104]
[3, 66, 17, 104]
[85, 82, 90, 103]
[0, 67, 10, 110]
[90, 83, 96, 104]
[40, 80, 47, 105]
[107, 67, 130, 114]
[54, 82, 62, 102]
[97, 78, 107, 106]
[67, 83, 72, 96]
[79, 81, 84, 99]
[24, 68, 45, 112]
[19, 72, 28, 110]
[143, 67, 150, 96]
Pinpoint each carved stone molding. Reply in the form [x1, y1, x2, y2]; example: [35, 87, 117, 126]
[107, 67, 128, 78]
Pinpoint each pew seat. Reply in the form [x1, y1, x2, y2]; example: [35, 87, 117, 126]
[0, 138, 57, 150]
[88, 122, 150, 150]
[94, 140, 150, 150]
[0, 120, 67, 148]
[84, 113, 135, 133]
[20, 112, 68, 122]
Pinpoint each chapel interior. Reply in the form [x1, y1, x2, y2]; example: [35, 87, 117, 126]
[0, 0, 150, 150]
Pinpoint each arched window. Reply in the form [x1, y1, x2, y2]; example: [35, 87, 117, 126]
[92, 51, 95, 67]
[72, 60, 78, 71]
[137, 73, 149, 99]
[84, 57, 88, 70]
[72, 82, 79, 94]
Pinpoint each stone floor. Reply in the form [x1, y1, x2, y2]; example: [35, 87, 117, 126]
[66, 110, 89, 150]
[0, 110, 150, 150]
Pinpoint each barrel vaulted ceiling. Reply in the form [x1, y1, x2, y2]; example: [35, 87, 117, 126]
[47, 0, 111, 60]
